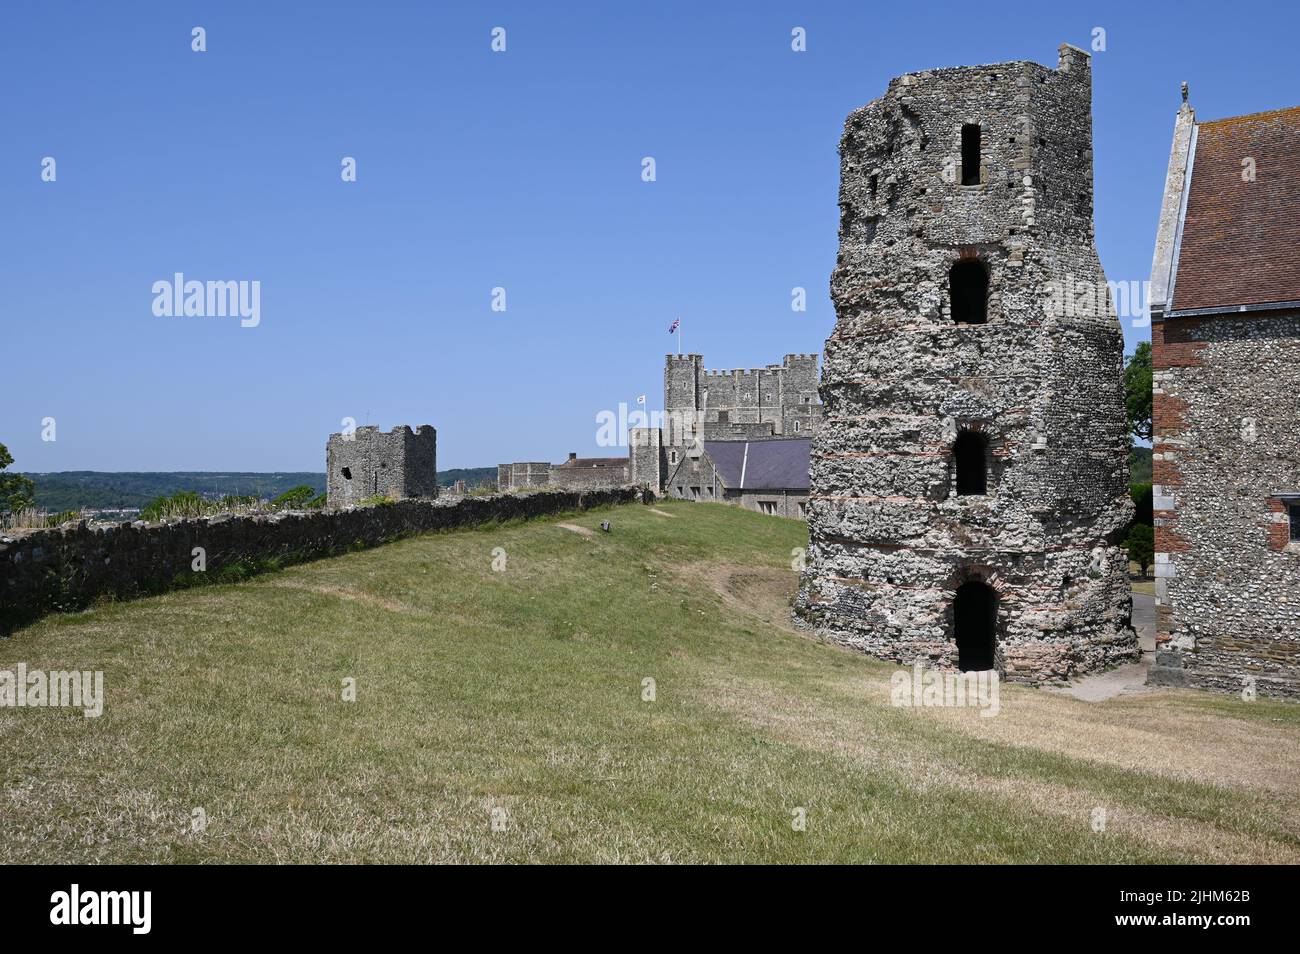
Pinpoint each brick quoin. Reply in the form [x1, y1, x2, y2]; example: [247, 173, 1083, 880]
[1151, 317, 1209, 369]
[1266, 497, 1291, 551]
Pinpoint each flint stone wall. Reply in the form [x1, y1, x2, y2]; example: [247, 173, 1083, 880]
[795, 46, 1137, 683]
[0, 488, 642, 633]
[1152, 310, 1300, 699]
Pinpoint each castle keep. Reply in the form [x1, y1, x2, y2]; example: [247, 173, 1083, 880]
[664, 352, 822, 444]
[795, 46, 1136, 682]
[326, 425, 438, 507]
[1149, 95, 1300, 699]
[630, 352, 821, 496]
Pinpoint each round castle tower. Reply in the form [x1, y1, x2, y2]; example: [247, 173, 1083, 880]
[794, 45, 1137, 682]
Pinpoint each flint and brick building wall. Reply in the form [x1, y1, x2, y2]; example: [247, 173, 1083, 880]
[795, 45, 1137, 683]
[1146, 98, 1300, 699]
[1151, 312, 1300, 698]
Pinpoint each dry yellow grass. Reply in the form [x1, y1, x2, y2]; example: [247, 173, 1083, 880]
[0, 500, 1294, 863]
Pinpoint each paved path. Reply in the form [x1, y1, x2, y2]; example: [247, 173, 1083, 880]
[1046, 593, 1156, 702]
[1132, 592, 1156, 652]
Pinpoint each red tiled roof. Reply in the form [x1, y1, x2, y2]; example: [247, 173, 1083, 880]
[1171, 105, 1300, 313]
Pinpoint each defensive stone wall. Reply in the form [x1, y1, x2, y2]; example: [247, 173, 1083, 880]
[0, 488, 643, 633]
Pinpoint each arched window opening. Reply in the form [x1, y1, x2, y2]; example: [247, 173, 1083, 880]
[954, 430, 988, 496]
[953, 580, 996, 671]
[949, 260, 988, 324]
[961, 124, 981, 185]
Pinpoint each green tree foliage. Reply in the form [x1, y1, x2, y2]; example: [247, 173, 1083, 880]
[1124, 342, 1153, 443]
[1126, 522, 1154, 577]
[0, 442, 37, 513]
[1128, 446, 1152, 483]
[271, 485, 317, 508]
[1130, 482, 1153, 525]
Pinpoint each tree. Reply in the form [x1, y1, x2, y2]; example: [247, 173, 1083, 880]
[271, 485, 317, 509]
[1129, 482, 1153, 525]
[1124, 341, 1153, 443]
[0, 442, 36, 514]
[1126, 522, 1154, 578]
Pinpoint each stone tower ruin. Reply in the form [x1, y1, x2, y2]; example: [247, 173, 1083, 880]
[326, 425, 437, 508]
[795, 45, 1137, 683]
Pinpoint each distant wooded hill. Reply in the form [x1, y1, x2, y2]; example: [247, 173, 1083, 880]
[26, 455, 1143, 512]
[1129, 446, 1152, 484]
[24, 469, 498, 511]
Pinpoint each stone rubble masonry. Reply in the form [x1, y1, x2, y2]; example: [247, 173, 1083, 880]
[326, 425, 438, 508]
[1150, 311, 1300, 699]
[794, 44, 1137, 684]
[0, 488, 644, 633]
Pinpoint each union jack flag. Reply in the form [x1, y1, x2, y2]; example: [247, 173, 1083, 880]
[668, 318, 680, 334]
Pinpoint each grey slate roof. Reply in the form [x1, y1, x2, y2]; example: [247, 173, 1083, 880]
[703, 439, 810, 491]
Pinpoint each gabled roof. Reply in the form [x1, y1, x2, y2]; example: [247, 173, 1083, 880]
[703, 439, 810, 491]
[1167, 105, 1300, 315]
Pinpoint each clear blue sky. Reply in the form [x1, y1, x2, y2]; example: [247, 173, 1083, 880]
[2, 0, 1294, 471]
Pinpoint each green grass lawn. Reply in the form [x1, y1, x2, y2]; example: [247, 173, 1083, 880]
[1, 499, 1297, 863]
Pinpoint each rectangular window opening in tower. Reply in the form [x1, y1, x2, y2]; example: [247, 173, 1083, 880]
[961, 124, 981, 185]
[954, 430, 989, 496]
[1290, 504, 1300, 542]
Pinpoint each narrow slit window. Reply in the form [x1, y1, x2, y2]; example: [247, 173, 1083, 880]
[949, 260, 989, 324]
[961, 124, 981, 185]
[1290, 504, 1300, 542]
[954, 430, 988, 496]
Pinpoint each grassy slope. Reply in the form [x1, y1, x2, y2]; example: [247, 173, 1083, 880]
[1, 500, 1296, 864]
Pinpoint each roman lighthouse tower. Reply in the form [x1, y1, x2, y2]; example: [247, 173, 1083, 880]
[795, 45, 1137, 682]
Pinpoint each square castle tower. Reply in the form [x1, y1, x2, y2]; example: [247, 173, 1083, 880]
[326, 425, 437, 507]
